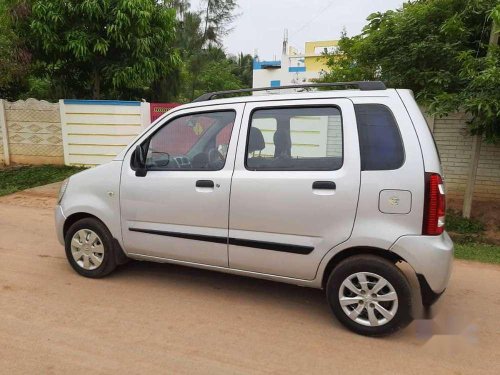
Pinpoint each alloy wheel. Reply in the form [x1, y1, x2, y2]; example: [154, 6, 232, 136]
[338, 272, 398, 327]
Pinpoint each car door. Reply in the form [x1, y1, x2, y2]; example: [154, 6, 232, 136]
[228, 98, 360, 280]
[120, 103, 244, 267]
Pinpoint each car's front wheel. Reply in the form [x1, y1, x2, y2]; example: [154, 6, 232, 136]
[326, 255, 413, 336]
[64, 218, 117, 278]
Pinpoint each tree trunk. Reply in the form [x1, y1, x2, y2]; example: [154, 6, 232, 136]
[202, 0, 210, 43]
[462, 134, 481, 218]
[92, 68, 101, 100]
[461, 20, 498, 218]
[191, 76, 197, 101]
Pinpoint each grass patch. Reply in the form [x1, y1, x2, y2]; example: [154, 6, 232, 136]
[447, 210, 484, 234]
[0, 165, 85, 197]
[455, 243, 500, 265]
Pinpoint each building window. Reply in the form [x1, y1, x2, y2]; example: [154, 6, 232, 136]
[270, 80, 281, 87]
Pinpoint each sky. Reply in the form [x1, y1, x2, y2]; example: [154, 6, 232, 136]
[189, 0, 405, 59]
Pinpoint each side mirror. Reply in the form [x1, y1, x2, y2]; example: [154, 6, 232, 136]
[133, 145, 147, 177]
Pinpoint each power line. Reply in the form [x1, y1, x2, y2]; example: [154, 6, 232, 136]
[291, 0, 337, 36]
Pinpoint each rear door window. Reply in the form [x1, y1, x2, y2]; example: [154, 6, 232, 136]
[354, 104, 404, 170]
[246, 106, 343, 171]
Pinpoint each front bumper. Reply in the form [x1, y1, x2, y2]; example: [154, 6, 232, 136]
[390, 232, 453, 299]
[54, 205, 66, 246]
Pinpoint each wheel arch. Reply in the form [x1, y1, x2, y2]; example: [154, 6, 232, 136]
[63, 212, 103, 239]
[320, 246, 405, 289]
[63, 212, 129, 266]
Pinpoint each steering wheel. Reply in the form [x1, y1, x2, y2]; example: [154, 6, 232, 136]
[208, 148, 224, 164]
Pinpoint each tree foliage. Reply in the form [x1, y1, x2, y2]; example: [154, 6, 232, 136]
[0, 0, 251, 102]
[23, 0, 180, 99]
[201, 0, 238, 46]
[0, 0, 31, 100]
[320, 0, 500, 142]
[170, 0, 250, 101]
[229, 52, 253, 87]
[197, 58, 243, 93]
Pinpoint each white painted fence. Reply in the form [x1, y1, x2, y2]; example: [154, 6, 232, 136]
[59, 99, 150, 166]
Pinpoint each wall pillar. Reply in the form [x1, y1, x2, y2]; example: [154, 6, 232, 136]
[0, 99, 10, 166]
[140, 101, 151, 130]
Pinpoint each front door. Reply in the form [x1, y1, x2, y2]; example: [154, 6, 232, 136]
[228, 99, 360, 280]
[120, 104, 244, 267]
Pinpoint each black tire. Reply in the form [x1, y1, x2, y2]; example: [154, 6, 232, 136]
[64, 218, 117, 278]
[326, 255, 413, 336]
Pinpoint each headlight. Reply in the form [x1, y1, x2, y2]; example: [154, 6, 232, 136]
[58, 178, 70, 204]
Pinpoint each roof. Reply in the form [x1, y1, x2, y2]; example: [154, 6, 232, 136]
[170, 90, 399, 115]
[193, 81, 387, 103]
[173, 82, 397, 112]
[146, 87, 409, 129]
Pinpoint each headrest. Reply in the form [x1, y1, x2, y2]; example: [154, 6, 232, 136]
[273, 128, 291, 157]
[248, 127, 265, 153]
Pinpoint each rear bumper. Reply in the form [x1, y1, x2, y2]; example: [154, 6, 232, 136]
[54, 205, 66, 246]
[390, 232, 453, 300]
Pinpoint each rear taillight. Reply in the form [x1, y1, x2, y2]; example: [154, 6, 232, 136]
[423, 173, 446, 235]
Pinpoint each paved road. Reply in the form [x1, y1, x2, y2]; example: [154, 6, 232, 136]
[1, 185, 499, 374]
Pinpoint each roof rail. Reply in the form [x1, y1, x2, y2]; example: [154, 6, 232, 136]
[192, 81, 386, 102]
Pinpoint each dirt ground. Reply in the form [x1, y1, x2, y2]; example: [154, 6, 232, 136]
[1, 184, 500, 374]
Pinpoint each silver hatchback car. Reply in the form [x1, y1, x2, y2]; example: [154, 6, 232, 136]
[55, 82, 453, 336]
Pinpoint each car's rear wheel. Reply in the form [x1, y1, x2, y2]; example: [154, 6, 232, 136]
[326, 255, 413, 336]
[65, 218, 117, 278]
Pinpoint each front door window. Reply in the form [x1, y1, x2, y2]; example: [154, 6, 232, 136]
[145, 111, 236, 171]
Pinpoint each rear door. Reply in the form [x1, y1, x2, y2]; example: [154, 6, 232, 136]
[228, 98, 360, 280]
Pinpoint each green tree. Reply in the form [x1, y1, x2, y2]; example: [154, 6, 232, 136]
[431, 8, 499, 141]
[0, 0, 31, 100]
[319, 29, 377, 83]
[201, 0, 238, 46]
[196, 58, 243, 96]
[177, 45, 246, 101]
[320, 0, 500, 142]
[169, 0, 245, 101]
[13, 0, 180, 100]
[2, 0, 248, 102]
[229, 52, 253, 87]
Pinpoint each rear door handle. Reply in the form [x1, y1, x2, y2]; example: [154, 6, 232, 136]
[312, 181, 336, 190]
[196, 180, 214, 188]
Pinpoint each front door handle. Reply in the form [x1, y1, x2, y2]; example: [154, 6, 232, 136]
[196, 180, 214, 188]
[312, 181, 336, 190]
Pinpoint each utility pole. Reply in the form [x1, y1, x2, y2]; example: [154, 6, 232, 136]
[462, 19, 499, 218]
[282, 29, 289, 56]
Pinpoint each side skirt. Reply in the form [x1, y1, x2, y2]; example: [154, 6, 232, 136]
[126, 252, 321, 289]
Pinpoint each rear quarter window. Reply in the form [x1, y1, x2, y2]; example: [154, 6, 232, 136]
[354, 104, 405, 171]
